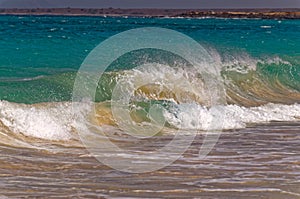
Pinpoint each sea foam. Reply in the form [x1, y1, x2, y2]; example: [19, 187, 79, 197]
[164, 103, 300, 130]
[0, 100, 299, 141]
[0, 101, 75, 140]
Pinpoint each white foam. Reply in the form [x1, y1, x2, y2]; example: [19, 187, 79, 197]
[121, 63, 210, 105]
[0, 100, 299, 140]
[260, 25, 272, 29]
[207, 48, 292, 74]
[261, 56, 292, 66]
[164, 103, 300, 130]
[0, 101, 76, 140]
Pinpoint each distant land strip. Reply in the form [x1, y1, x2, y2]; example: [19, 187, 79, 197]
[0, 8, 299, 19]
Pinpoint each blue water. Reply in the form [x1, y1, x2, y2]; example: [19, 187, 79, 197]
[0, 15, 299, 103]
[0, 15, 300, 199]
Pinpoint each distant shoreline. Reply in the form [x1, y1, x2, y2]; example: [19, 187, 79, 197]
[0, 8, 299, 19]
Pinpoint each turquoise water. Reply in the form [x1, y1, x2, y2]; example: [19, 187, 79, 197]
[0, 16, 299, 103]
[0, 15, 300, 198]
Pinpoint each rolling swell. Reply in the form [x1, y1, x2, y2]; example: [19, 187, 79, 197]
[223, 56, 300, 106]
[0, 55, 299, 141]
[1, 55, 299, 105]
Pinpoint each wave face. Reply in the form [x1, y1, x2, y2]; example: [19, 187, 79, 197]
[0, 59, 300, 141]
[1, 100, 300, 141]
[0, 54, 299, 105]
[222, 56, 300, 106]
[0, 16, 299, 141]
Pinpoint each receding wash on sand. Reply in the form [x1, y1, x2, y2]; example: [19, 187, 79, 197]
[0, 9, 299, 198]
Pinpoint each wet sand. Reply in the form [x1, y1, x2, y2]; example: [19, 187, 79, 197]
[1, 122, 299, 198]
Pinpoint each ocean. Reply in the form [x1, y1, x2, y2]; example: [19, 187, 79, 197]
[0, 15, 299, 198]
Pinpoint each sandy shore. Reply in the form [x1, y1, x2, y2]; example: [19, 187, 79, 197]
[0, 8, 299, 19]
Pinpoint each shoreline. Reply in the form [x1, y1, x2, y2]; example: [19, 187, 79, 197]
[0, 8, 299, 19]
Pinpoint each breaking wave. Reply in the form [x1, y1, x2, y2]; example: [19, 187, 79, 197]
[0, 53, 299, 143]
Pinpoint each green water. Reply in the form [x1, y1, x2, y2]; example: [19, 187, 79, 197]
[0, 16, 299, 104]
[0, 15, 300, 199]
